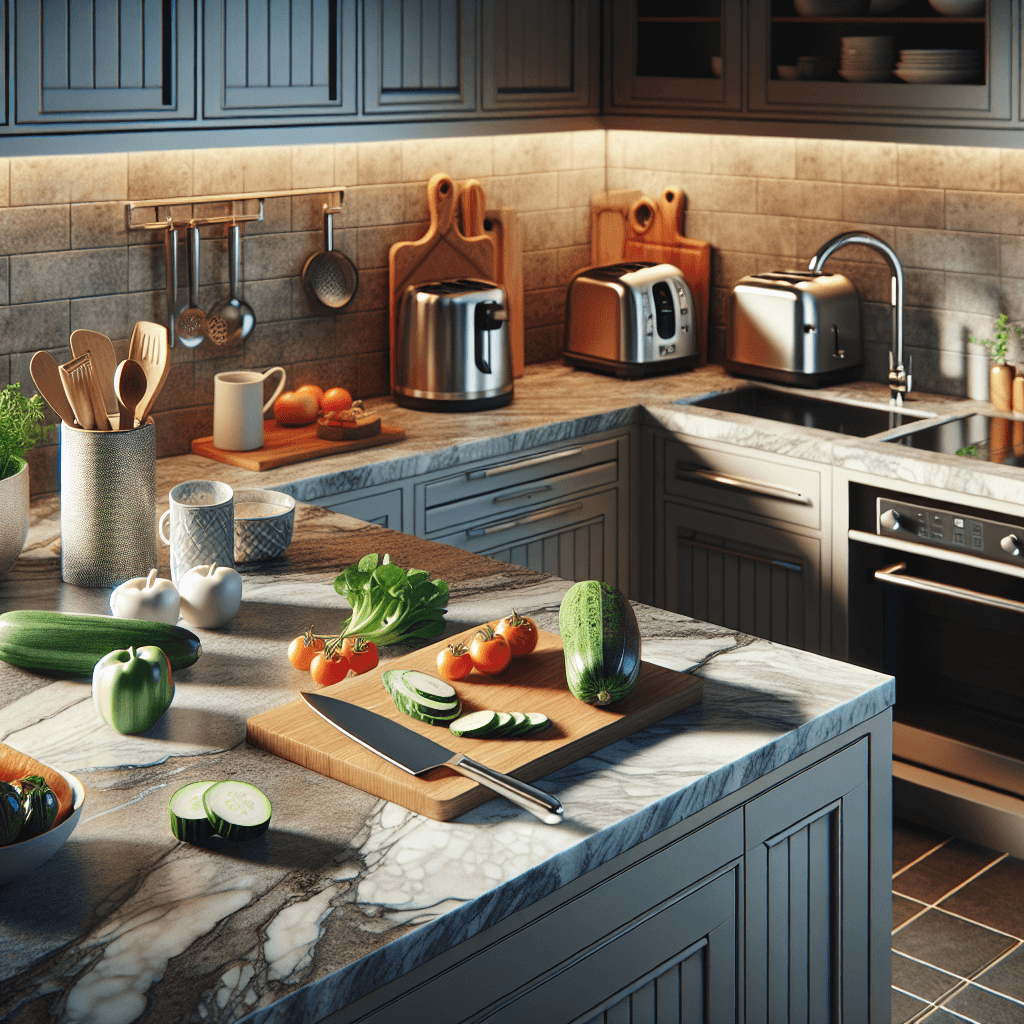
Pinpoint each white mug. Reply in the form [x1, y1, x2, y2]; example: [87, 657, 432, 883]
[158, 479, 234, 585]
[213, 367, 286, 451]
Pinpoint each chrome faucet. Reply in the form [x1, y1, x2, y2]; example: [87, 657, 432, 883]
[808, 231, 912, 404]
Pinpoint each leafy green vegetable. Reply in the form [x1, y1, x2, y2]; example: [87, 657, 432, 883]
[333, 553, 449, 647]
[0, 383, 52, 481]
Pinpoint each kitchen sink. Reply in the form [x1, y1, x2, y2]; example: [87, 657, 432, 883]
[681, 385, 932, 438]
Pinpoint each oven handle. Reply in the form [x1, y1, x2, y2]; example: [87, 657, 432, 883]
[874, 561, 1024, 615]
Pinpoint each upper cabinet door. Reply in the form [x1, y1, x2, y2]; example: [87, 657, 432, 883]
[203, 0, 357, 119]
[363, 0, 477, 115]
[1, 1, 8, 128]
[480, 0, 599, 113]
[608, 0, 743, 113]
[14, 0, 195, 124]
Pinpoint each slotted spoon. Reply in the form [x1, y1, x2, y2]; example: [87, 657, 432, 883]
[128, 321, 170, 427]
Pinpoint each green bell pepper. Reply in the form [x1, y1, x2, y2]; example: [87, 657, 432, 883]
[92, 645, 173, 735]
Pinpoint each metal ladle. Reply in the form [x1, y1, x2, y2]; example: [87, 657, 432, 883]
[177, 221, 207, 348]
[207, 222, 255, 346]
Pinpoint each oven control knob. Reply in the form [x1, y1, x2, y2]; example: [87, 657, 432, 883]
[1000, 534, 1021, 557]
[880, 508, 901, 532]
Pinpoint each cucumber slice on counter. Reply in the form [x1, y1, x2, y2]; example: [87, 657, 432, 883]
[387, 673, 461, 724]
[169, 781, 217, 842]
[522, 713, 552, 736]
[448, 710, 500, 738]
[489, 712, 516, 737]
[202, 781, 272, 842]
[505, 712, 532, 737]
[401, 670, 458, 702]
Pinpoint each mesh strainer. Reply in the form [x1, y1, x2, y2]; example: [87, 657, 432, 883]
[302, 206, 358, 310]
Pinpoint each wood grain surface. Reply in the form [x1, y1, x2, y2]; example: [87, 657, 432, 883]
[247, 626, 704, 822]
[191, 420, 405, 471]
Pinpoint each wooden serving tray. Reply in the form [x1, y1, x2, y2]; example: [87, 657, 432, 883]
[246, 626, 704, 822]
[191, 420, 404, 472]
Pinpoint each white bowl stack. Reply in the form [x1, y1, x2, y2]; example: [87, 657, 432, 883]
[895, 49, 981, 83]
[839, 36, 895, 82]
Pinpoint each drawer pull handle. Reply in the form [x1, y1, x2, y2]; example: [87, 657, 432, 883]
[680, 535, 803, 574]
[676, 466, 811, 506]
[467, 501, 585, 537]
[467, 445, 588, 480]
[874, 561, 1024, 614]
[492, 485, 554, 505]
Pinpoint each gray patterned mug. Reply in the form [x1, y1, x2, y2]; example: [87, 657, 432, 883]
[158, 480, 235, 585]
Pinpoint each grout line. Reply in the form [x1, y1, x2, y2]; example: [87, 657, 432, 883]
[894, 851, 1009, 907]
[892, 835, 954, 880]
[892, 894, 932, 935]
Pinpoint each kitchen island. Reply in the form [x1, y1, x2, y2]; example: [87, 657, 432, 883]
[0, 494, 893, 1024]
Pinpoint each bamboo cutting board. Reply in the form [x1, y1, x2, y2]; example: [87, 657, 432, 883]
[389, 173, 498, 392]
[590, 189, 644, 266]
[247, 626, 703, 822]
[192, 420, 405, 472]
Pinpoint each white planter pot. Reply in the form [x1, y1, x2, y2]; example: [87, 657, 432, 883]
[0, 459, 29, 576]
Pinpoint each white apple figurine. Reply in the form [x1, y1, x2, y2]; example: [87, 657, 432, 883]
[110, 569, 181, 624]
[178, 562, 243, 629]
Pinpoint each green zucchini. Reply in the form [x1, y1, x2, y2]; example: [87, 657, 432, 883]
[522, 713, 551, 736]
[559, 580, 642, 707]
[168, 781, 217, 842]
[0, 610, 202, 676]
[384, 671, 461, 725]
[401, 670, 458, 702]
[489, 712, 517, 737]
[448, 710, 499, 738]
[202, 781, 272, 842]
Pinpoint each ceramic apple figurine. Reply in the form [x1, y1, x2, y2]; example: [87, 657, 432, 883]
[178, 563, 243, 629]
[109, 569, 180, 624]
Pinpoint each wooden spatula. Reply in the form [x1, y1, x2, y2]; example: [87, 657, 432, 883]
[30, 351, 75, 426]
[128, 321, 170, 427]
[69, 329, 118, 421]
[60, 354, 100, 430]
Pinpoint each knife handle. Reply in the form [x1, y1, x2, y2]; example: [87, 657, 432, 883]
[449, 755, 563, 825]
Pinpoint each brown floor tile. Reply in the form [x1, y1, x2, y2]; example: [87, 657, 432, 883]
[894, 893, 928, 930]
[891, 909, 1016, 977]
[940, 857, 1024, 940]
[893, 838, 1003, 904]
[975, 945, 1024, 1002]
[893, 818, 948, 873]
[892, 951, 963, 1003]
[942, 982, 1024, 1023]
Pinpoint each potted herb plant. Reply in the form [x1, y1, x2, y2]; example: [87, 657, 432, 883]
[969, 314, 1022, 412]
[0, 383, 52, 576]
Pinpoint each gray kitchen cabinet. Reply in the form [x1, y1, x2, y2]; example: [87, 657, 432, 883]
[308, 484, 405, 531]
[203, 0, 357, 120]
[363, 0, 477, 116]
[480, 0, 599, 113]
[13, 0, 195, 126]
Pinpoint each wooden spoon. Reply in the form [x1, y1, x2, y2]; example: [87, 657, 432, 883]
[29, 351, 75, 426]
[113, 359, 147, 431]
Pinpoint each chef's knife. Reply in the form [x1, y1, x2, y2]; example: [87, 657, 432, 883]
[300, 692, 563, 824]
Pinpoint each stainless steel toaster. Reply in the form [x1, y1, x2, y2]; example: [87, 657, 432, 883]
[564, 262, 699, 377]
[727, 270, 862, 387]
[395, 279, 513, 412]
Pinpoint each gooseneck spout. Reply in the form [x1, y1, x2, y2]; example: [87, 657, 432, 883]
[808, 231, 911, 404]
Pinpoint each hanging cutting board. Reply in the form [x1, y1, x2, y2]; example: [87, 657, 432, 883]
[624, 188, 712, 365]
[389, 173, 498, 392]
[457, 179, 525, 380]
[247, 625, 703, 822]
[590, 189, 644, 266]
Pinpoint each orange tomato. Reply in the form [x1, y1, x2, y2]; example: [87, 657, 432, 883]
[437, 642, 474, 682]
[322, 387, 353, 413]
[495, 610, 539, 656]
[340, 636, 379, 675]
[468, 626, 511, 676]
[287, 631, 325, 670]
[296, 384, 324, 410]
[309, 651, 350, 686]
[274, 390, 319, 426]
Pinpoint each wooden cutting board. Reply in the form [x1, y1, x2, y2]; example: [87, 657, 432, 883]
[590, 189, 643, 266]
[246, 625, 704, 822]
[192, 420, 405, 472]
[389, 173, 498, 392]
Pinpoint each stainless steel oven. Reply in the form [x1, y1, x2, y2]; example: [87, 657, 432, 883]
[847, 484, 1024, 856]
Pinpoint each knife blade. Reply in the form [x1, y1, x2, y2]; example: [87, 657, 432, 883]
[300, 692, 563, 824]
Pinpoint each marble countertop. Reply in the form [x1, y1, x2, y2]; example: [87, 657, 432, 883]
[0, 500, 893, 1023]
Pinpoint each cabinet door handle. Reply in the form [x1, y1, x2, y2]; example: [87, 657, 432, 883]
[467, 445, 588, 480]
[161, 0, 174, 106]
[874, 561, 1024, 614]
[492, 485, 553, 505]
[676, 465, 811, 506]
[466, 501, 584, 537]
[680, 535, 803, 574]
[328, 0, 339, 101]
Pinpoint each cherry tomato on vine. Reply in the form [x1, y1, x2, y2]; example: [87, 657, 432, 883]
[309, 651, 351, 686]
[469, 626, 511, 676]
[437, 642, 474, 681]
[495, 610, 539, 656]
[341, 636, 379, 675]
[287, 628, 325, 670]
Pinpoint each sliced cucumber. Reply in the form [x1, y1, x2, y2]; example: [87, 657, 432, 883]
[489, 712, 517, 737]
[401, 670, 458, 702]
[202, 780, 272, 842]
[503, 712, 531, 737]
[448, 710, 500, 738]
[385, 671, 461, 725]
[381, 669, 404, 697]
[169, 781, 217, 842]
[522, 713, 552, 736]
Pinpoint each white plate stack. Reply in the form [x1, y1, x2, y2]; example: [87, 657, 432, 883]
[838, 36, 896, 82]
[895, 49, 981, 84]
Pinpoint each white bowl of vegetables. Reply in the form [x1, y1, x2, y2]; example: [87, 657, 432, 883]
[0, 768, 85, 886]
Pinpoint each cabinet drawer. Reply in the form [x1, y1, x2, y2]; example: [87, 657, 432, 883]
[423, 438, 620, 511]
[310, 488, 403, 531]
[424, 459, 617, 536]
[664, 438, 821, 530]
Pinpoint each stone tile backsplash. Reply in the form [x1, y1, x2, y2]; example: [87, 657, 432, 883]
[9, 126, 1024, 495]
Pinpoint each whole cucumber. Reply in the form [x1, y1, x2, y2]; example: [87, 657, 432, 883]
[0, 610, 202, 676]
